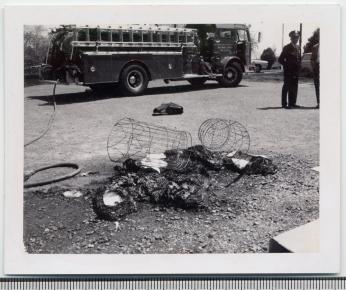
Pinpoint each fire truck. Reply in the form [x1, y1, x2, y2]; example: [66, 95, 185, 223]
[41, 24, 252, 95]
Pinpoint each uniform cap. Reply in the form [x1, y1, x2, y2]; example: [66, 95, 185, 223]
[289, 30, 300, 38]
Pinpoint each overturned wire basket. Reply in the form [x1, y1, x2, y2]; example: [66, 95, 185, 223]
[198, 118, 250, 155]
[107, 118, 192, 170]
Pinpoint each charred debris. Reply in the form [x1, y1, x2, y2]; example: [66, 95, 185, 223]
[93, 145, 277, 221]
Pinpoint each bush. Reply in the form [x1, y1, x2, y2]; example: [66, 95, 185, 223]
[260, 47, 276, 69]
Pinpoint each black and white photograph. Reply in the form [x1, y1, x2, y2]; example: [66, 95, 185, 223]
[4, 4, 340, 274]
[23, 22, 320, 254]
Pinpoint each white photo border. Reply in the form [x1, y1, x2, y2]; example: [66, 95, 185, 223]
[4, 4, 341, 274]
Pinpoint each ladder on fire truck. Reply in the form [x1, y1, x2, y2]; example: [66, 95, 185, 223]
[70, 25, 197, 50]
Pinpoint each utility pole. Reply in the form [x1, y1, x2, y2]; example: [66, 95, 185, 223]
[299, 23, 303, 56]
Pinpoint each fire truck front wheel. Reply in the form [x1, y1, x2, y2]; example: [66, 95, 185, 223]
[219, 63, 243, 87]
[121, 65, 149, 95]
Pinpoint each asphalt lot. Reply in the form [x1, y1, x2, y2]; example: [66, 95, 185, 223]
[24, 77, 319, 175]
[23, 76, 320, 254]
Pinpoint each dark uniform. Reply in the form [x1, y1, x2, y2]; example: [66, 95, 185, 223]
[278, 31, 301, 108]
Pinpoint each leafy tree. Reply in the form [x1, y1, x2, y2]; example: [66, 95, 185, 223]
[24, 25, 49, 68]
[303, 28, 319, 53]
[260, 47, 276, 69]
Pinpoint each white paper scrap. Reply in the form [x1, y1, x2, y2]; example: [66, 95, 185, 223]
[62, 190, 83, 198]
[312, 166, 320, 172]
[231, 158, 249, 170]
[103, 190, 123, 206]
[141, 153, 168, 173]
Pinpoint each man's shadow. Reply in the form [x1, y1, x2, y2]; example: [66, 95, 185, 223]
[257, 106, 318, 110]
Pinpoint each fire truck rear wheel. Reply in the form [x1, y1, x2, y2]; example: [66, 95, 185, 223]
[121, 65, 149, 95]
[219, 63, 243, 87]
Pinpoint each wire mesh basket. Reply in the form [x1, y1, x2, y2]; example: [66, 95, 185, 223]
[107, 118, 192, 170]
[198, 118, 250, 155]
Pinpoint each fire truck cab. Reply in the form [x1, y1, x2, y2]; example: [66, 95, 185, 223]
[41, 24, 251, 95]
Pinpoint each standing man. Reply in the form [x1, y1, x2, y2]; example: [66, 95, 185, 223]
[278, 30, 301, 109]
[311, 42, 320, 108]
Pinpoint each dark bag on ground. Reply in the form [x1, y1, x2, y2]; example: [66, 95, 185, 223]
[153, 102, 184, 116]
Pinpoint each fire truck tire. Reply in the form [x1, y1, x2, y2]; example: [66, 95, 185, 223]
[121, 64, 149, 95]
[219, 63, 243, 87]
[188, 78, 207, 88]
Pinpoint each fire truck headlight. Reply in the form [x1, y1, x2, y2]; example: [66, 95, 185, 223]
[90, 66, 96, 72]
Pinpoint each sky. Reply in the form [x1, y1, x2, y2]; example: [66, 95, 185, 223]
[249, 22, 319, 58]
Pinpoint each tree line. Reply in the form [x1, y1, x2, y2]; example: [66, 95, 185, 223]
[24, 26, 49, 68]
